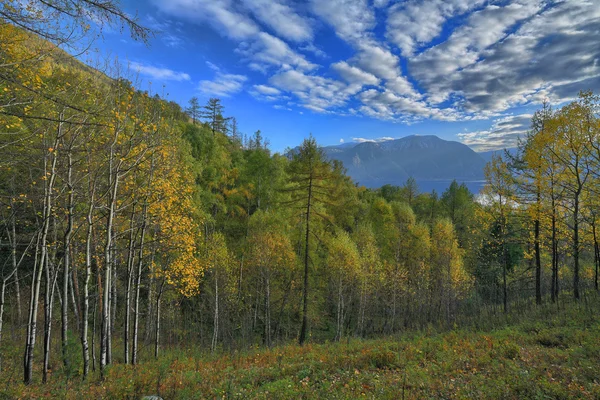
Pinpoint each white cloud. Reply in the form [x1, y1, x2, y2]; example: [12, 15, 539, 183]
[237, 32, 316, 71]
[417, 1, 599, 114]
[352, 43, 401, 81]
[152, 0, 600, 135]
[129, 61, 190, 81]
[300, 43, 328, 59]
[242, 0, 313, 42]
[269, 69, 362, 112]
[253, 84, 281, 96]
[411, 1, 543, 105]
[199, 63, 247, 96]
[352, 136, 396, 143]
[154, 0, 313, 71]
[386, 0, 485, 56]
[457, 114, 532, 151]
[331, 61, 380, 86]
[340, 138, 345, 143]
[154, 0, 259, 39]
[310, 0, 375, 44]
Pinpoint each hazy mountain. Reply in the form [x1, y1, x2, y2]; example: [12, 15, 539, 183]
[477, 148, 518, 163]
[322, 135, 488, 188]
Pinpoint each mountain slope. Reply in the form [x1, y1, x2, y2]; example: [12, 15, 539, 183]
[478, 147, 518, 163]
[323, 135, 487, 188]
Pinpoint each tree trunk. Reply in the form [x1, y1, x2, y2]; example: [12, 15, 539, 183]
[264, 271, 271, 347]
[132, 202, 148, 365]
[211, 270, 219, 353]
[43, 248, 59, 383]
[81, 184, 95, 377]
[551, 210, 557, 303]
[335, 276, 343, 342]
[534, 215, 542, 305]
[124, 205, 137, 365]
[62, 152, 74, 370]
[573, 194, 580, 300]
[593, 221, 599, 291]
[154, 280, 166, 359]
[101, 150, 121, 375]
[0, 278, 6, 370]
[10, 214, 22, 323]
[24, 131, 59, 384]
[299, 174, 312, 345]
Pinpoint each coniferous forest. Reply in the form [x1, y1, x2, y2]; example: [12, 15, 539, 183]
[1, 1, 600, 398]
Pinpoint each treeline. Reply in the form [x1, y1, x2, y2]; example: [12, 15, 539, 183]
[1, 0, 600, 386]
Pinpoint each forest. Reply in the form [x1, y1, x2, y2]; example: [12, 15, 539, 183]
[1, 1, 600, 398]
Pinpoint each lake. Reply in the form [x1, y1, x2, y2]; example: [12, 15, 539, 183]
[361, 179, 487, 195]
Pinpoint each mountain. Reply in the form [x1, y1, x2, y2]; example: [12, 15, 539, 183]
[323, 135, 487, 188]
[477, 147, 518, 163]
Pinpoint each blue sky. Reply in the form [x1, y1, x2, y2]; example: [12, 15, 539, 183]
[90, 0, 600, 153]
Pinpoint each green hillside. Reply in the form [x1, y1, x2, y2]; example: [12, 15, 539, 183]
[2, 295, 599, 399]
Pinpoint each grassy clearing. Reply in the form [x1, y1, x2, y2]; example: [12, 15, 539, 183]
[1, 297, 599, 399]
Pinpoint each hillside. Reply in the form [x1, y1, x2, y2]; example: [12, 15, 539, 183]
[323, 135, 488, 188]
[4, 295, 599, 399]
[478, 147, 519, 163]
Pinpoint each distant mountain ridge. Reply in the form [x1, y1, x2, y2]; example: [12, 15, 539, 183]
[321, 135, 488, 188]
[477, 147, 518, 163]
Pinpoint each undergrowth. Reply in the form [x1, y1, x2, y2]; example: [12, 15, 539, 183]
[1, 296, 599, 399]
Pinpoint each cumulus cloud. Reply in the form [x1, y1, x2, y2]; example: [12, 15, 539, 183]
[154, 0, 259, 39]
[331, 61, 380, 86]
[409, 1, 600, 113]
[310, 0, 376, 44]
[199, 63, 247, 96]
[154, 0, 313, 70]
[386, 0, 486, 56]
[352, 43, 401, 81]
[129, 61, 190, 81]
[242, 0, 313, 42]
[269, 69, 363, 112]
[253, 84, 281, 96]
[152, 0, 600, 149]
[236, 32, 316, 71]
[457, 114, 532, 151]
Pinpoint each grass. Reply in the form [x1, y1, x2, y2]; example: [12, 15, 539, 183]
[1, 297, 600, 399]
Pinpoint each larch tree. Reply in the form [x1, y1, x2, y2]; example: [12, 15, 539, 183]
[285, 135, 339, 345]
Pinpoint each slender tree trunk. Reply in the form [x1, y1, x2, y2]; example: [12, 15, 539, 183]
[551, 210, 557, 303]
[108, 259, 116, 364]
[62, 152, 74, 370]
[502, 260, 507, 313]
[573, 194, 580, 300]
[43, 248, 59, 383]
[0, 278, 6, 361]
[101, 152, 121, 375]
[124, 205, 137, 365]
[211, 270, 219, 353]
[10, 215, 22, 323]
[132, 202, 148, 365]
[81, 186, 95, 378]
[154, 280, 165, 359]
[264, 271, 271, 347]
[92, 292, 97, 372]
[299, 174, 312, 345]
[70, 269, 80, 338]
[593, 221, 599, 291]
[534, 200, 542, 305]
[24, 132, 59, 384]
[336, 276, 343, 342]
